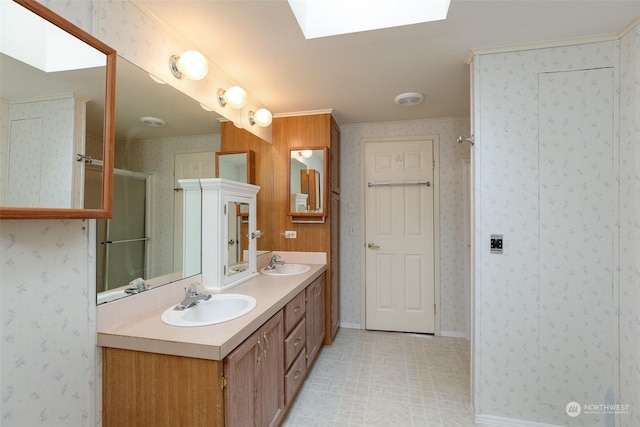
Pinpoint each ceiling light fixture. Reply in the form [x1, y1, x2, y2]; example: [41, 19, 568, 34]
[300, 150, 313, 159]
[217, 86, 247, 109]
[394, 92, 424, 107]
[248, 108, 273, 127]
[169, 50, 208, 80]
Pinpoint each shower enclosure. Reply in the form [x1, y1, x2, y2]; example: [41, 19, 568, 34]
[90, 168, 149, 293]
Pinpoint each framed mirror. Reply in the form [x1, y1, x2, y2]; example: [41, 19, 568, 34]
[96, 58, 274, 304]
[288, 147, 327, 217]
[215, 150, 255, 184]
[0, 0, 116, 219]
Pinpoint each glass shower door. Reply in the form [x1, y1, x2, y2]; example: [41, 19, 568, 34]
[98, 172, 148, 292]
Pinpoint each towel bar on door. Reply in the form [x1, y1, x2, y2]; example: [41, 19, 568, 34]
[367, 180, 431, 187]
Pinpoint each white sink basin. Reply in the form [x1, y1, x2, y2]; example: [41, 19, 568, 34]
[161, 294, 257, 327]
[261, 263, 311, 276]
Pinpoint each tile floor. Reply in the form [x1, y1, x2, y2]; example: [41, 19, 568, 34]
[282, 328, 478, 427]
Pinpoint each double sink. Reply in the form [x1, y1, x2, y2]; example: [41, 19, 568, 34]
[161, 264, 310, 327]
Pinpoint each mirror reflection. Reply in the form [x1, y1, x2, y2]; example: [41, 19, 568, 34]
[96, 57, 272, 304]
[289, 148, 326, 215]
[216, 151, 255, 184]
[227, 201, 250, 276]
[0, 0, 113, 212]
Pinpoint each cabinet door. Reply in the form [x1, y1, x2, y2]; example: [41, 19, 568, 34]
[315, 276, 326, 352]
[224, 331, 259, 427]
[306, 275, 326, 365]
[258, 311, 284, 427]
[305, 281, 318, 364]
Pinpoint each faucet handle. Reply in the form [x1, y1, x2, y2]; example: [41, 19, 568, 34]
[185, 283, 199, 297]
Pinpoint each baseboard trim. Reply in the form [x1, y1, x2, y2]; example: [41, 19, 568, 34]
[339, 322, 361, 329]
[441, 330, 467, 338]
[475, 414, 563, 427]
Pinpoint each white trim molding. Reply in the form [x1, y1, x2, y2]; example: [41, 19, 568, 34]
[475, 414, 563, 427]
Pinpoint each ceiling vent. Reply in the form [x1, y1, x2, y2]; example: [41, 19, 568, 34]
[140, 116, 165, 127]
[394, 92, 424, 107]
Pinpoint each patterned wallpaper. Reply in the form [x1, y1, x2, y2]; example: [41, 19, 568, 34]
[618, 24, 640, 427]
[473, 37, 639, 426]
[0, 220, 97, 426]
[339, 118, 471, 334]
[1, 100, 10, 205]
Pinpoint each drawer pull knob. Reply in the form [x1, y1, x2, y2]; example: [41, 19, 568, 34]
[294, 337, 302, 347]
[294, 369, 302, 380]
[294, 306, 300, 314]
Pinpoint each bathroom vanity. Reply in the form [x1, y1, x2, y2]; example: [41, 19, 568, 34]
[99, 263, 326, 427]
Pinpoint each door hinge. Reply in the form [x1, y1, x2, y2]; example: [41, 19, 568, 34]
[434, 304, 437, 315]
[221, 374, 228, 390]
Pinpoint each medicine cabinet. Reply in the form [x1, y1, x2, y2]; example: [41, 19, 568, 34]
[215, 150, 256, 184]
[199, 178, 260, 292]
[288, 147, 328, 219]
[0, 0, 116, 219]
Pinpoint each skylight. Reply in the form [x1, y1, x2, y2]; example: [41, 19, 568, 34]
[0, 0, 105, 73]
[287, 0, 451, 39]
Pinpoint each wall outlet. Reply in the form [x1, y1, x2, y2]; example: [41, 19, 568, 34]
[284, 230, 297, 239]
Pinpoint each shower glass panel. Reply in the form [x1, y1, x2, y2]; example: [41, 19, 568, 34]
[97, 172, 148, 292]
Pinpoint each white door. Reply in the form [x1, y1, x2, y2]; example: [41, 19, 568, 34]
[364, 139, 435, 333]
[173, 151, 216, 270]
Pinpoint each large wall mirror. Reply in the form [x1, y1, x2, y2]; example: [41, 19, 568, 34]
[0, 0, 116, 219]
[288, 147, 327, 217]
[97, 56, 273, 304]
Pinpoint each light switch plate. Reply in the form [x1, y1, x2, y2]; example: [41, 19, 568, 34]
[490, 234, 503, 254]
[284, 230, 297, 239]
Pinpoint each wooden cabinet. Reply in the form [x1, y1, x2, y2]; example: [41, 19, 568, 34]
[272, 113, 340, 345]
[102, 349, 224, 427]
[306, 273, 326, 365]
[102, 273, 327, 427]
[282, 291, 307, 406]
[224, 311, 284, 427]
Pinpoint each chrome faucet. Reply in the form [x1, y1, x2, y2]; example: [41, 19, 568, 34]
[265, 254, 285, 270]
[174, 283, 211, 311]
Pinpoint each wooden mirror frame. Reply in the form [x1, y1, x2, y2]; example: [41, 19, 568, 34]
[215, 150, 256, 184]
[0, 0, 116, 219]
[287, 147, 328, 218]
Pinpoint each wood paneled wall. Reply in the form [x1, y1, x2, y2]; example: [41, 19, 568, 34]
[272, 114, 332, 253]
[272, 114, 339, 344]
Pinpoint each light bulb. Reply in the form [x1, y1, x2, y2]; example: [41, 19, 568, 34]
[224, 86, 247, 109]
[177, 50, 208, 80]
[250, 108, 273, 127]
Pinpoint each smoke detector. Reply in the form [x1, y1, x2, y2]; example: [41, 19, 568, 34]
[394, 92, 424, 106]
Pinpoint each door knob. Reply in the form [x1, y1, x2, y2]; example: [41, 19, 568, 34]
[367, 242, 380, 249]
[228, 239, 236, 245]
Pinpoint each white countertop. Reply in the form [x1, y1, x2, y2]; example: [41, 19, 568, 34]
[97, 264, 326, 361]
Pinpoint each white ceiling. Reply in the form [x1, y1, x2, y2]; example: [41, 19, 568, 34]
[135, 0, 640, 126]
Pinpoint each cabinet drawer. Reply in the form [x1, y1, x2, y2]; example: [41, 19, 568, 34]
[284, 291, 305, 334]
[284, 349, 307, 405]
[284, 318, 306, 369]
